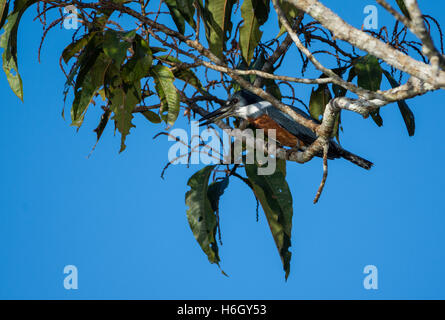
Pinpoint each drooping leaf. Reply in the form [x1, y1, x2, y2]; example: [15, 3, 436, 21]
[207, 176, 229, 213]
[109, 84, 132, 151]
[201, 0, 236, 59]
[382, 70, 400, 88]
[265, 79, 282, 100]
[69, 29, 139, 126]
[383, 69, 415, 136]
[185, 165, 222, 265]
[309, 85, 332, 121]
[276, 0, 301, 38]
[150, 46, 168, 54]
[332, 83, 344, 98]
[150, 64, 180, 126]
[276, 158, 286, 177]
[118, 83, 140, 152]
[317, 70, 346, 139]
[309, 84, 340, 139]
[142, 110, 161, 123]
[0, 0, 37, 100]
[103, 29, 135, 66]
[370, 110, 383, 127]
[0, 11, 22, 99]
[164, 0, 196, 34]
[164, 0, 186, 34]
[104, 62, 140, 152]
[354, 54, 382, 92]
[157, 55, 204, 91]
[179, 0, 197, 28]
[62, 32, 96, 64]
[239, 0, 269, 65]
[63, 33, 104, 117]
[122, 35, 152, 83]
[0, 0, 9, 30]
[396, 101, 415, 136]
[245, 162, 293, 280]
[396, 0, 411, 20]
[332, 67, 356, 98]
[90, 108, 112, 154]
[90, 10, 113, 29]
[354, 55, 383, 127]
[71, 48, 111, 127]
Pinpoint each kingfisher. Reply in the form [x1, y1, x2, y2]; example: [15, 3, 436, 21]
[199, 90, 373, 170]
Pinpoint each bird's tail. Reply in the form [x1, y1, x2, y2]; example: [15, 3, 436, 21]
[338, 149, 373, 170]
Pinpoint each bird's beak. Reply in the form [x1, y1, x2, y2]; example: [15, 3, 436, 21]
[199, 104, 232, 126]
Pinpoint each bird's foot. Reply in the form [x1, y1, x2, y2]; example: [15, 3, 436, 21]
[285, 140, 301, 159]
[286, 146, 299, 159]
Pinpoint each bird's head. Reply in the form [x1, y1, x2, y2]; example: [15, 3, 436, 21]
[199, 90, 262, 126]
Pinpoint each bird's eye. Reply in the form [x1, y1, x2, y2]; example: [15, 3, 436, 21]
[232, 98, 239, 104]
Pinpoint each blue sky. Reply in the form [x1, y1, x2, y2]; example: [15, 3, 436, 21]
[1, 0, 444, 299]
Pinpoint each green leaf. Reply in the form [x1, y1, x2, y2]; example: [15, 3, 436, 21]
[157, 55, 203, 91]
[103, 29, 135, 66]
[142, 110, 161, 123]
[396, 101, 415, 136]
[330, 68, 348, 97]
[122, 35, 152, 83]
[0, 0, 37, 101]
[110, 84, 134, 152]
[276, 158, 286, 177]
[164, 0, 186, 34]
[354, 54, 382, 92]
[105, 64, 139, 152]
[201, 0, 236, 59]
[164, 0, 196, 34]
[370, 110, 383, 127]
[119, 83, 140, 152]
[309, 84, 340, 139]
[265, 79, 282, 100]
[63, 33, 104, 115]
[173, 67, 203, 91]
[309, 85, 331, 121]
[239, 0, 269, 65]
[276, 0, 300, 38]
[92, 108, 111, 148]
[185, 165, 222, 265]
[150, 46, 168, 54]
[62, 33, 96, 64]
[71, 52, 112, 127]
[396, 0, 411, 20]
[382, 70, 415, 136]
[332, 83, 343, 98]
[0, 0, 9, 30]
[0, 11, 22, 100]
[177, 0, 197, 28]
[245, 162, 293, 280]
[332, 67, 356, 98]
[150, 64, 180, 126]
[354, 55, 383, 127]
[207, 177, 229, 213]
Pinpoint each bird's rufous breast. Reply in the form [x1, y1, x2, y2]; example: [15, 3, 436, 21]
[247, 114, 303, 148]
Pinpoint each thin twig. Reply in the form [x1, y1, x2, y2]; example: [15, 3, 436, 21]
[313, 143, 329, 204]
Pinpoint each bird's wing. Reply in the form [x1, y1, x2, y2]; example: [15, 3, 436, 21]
[263, 104, 318, 146]
[261, 103, 347, 159]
